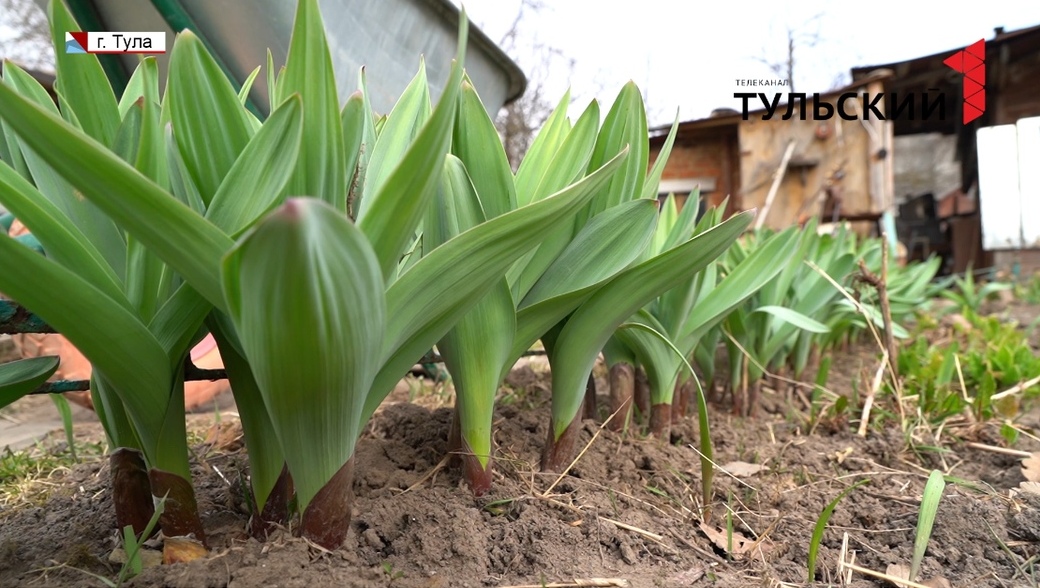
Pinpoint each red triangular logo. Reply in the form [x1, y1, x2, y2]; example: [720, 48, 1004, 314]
[965, 88, 985, 112]
[943, 50, 965, 73]
[965, 39, 986, 60]
[964, 102, 983, 124]
[964, 76, 983, 97]
[963, 51, 983, 71]
[966, 62, 985, 85]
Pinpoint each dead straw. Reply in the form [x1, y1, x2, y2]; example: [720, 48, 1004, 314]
[991, 373, 1040, 402]
[498, 579, 629, 588]
[965, 442, 1032, 458]
[838, 560, 934, 588]
[597, 517, 663, 542]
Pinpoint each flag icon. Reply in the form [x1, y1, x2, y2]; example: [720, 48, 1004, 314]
[64, 32, 86, 54]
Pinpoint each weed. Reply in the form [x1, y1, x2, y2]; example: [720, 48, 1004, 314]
[892, 310, 1040, 425]
[807, 478, 868, 582]
[381, 561, 404, 581]
[910, 471, 945, 581]
[48, 394, 77, 462]
[1013, 272, 1040, 305]
[940, 268, 1012, 313]
[0, 439, 105, 509]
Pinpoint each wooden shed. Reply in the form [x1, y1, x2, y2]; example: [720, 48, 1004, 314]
[851, 24, 1040, 274]
[649, 72, 894, 233]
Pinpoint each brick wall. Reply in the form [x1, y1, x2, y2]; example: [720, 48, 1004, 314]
[648, 124, 740, 213]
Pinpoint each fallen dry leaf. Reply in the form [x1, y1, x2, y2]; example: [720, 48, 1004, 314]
[883, 563, 951, 588]
[699, 522, 753, 556]
[667, 566, 705, 585]
[719, 461, 768, 477]
[1020, 481, 1040, 495]
[203, 420, 244, 452]
[162, 536, 208, 564]
[832, 447, 854, 464]
[886, 562, 911, 583]
[108, 546, 162, 568]
[1022, 452, 1040, 482]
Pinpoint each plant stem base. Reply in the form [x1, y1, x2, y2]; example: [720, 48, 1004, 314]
[148, 468, 208, 547]
[608, 362, 634, 432]
[300, 456, 355, 550]
[110, 448, 155, 537]
[251, 463, 294, 539]
[649, 403, 671, 440]
[540, 416, 581, 473]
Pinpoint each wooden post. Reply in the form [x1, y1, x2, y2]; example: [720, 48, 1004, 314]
[753, 140, 797, 231]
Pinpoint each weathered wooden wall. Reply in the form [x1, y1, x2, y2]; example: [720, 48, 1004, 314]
[737, 79, 894, 230]
[648, 79, 894, 230]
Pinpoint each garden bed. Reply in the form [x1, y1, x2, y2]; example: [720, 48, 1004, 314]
[2, 302, 1039, 588]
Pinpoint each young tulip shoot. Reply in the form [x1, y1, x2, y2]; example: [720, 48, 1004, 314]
[222, 198, 385, 549]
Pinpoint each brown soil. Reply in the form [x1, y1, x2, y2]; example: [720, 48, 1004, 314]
[1, 320, 1039, 587]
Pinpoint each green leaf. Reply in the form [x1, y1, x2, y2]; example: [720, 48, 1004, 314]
[341, 91, 366, 216]
[3, 61, 127, 278]
[548, 210, 754, 438]
[148, 284, 211, 357]
[48, 0, 119, 146]
[164, 124, 206, 214]
[510, 100, 602, 300]
[659, 188, 706, 255]
[359, 60, 432, 215]
[266, 49, 278, 114]
[0, 233, 172, 457]
[357, 47, 466, 280]
[581, 81, 648, 221]
[522, 199, 657, 306]
[118, 57, 160, 119]
[642, 110, 680, 200]
[0, 79, 235, 309]
[166, 30, 254, 204]
[428, 158, 514, 470]
[454, 80, 516, 220]
[350, 67, 380, 217]
[207, 320, 286, 511]
[238, 65, 262, 106]
[514, 90, 571, 207]
[509, 199, 658, 365]
[807, 479, 869, 582]
[678, 227, 801, 347]
[205, 95, 304, 236]
[614, 309, 683, 404]
[0, 161, 128, 307]
[223, 198, 384, 510]
[276, 0, 345, 208]
[49, 392, 77, 461]
[125, 63, 173, 323]
[364, 148, 630, 420]
[911, 471, 946, 581]
[0, 357, 59, 409]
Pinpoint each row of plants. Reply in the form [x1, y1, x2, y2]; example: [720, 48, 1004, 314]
[0, 0, 953, 566]
[597, 220, 943, 429]
[0, 0, 753, 557]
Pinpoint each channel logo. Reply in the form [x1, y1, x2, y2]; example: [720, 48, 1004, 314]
[64, 32, 166, 55]
[942, 39, 985, 124]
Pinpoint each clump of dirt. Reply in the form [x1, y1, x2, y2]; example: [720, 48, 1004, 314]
[2, 329, 1039, 587]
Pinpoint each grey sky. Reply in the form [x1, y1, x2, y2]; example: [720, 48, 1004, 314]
[456, 0, 1039, 126]
[2, 0, 1035, 128]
